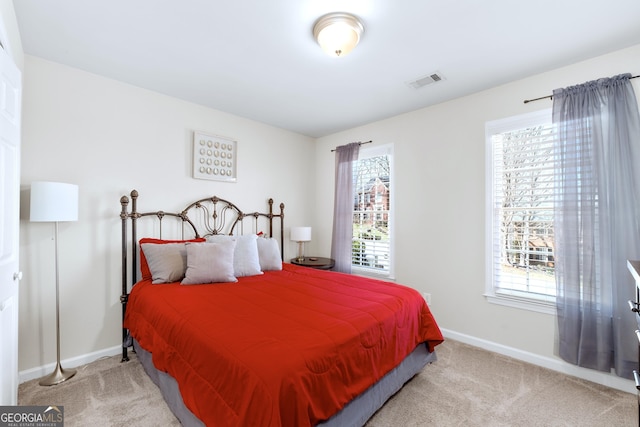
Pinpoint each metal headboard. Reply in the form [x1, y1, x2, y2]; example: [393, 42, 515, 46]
[119, 189, 285, 361]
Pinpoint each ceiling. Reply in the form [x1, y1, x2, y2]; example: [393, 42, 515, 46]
[12, 0, 640, 138]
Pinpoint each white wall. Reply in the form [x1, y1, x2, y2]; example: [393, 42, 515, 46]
[315, 43, 640, 391]
[18, 56, 315, 372]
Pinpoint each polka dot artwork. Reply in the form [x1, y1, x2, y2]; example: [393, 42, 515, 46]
[192, 132, 237, 182]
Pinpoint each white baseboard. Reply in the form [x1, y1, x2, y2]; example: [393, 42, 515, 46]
[20, 332, 637, 395]
[19, 345, 122, 384]
[441, 328, 636, 395]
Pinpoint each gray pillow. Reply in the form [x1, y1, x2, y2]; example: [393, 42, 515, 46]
[181, 241, 237, 285]
[206, 234, 263, 277]
[140, 243, 187, 284]
[256, 237, 282, 271]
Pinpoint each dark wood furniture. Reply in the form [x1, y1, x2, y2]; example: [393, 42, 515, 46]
[627, 260, 640, 425]
[290, 256, 335, 270]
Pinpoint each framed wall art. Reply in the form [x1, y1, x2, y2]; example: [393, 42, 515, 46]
[192, 131, 237, 182]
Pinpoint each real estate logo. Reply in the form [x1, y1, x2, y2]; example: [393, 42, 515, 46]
[0, 406, 64, 427]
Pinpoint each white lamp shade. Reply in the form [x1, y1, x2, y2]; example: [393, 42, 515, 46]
[30, 181, 79, 222]
[290, 226, 312, 242]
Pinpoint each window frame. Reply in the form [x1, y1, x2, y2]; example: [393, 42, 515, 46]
[352, 143, 395, 280]
[485, 109, 556, 315]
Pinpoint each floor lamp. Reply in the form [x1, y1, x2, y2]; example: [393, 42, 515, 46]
[30, 181, 79, 386]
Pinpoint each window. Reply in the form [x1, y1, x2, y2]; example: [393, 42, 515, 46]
[352, 144, 394, 278]
[486, 110, 556, 313]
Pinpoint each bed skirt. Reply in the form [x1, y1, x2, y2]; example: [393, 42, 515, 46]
[133, 339, 436, 427]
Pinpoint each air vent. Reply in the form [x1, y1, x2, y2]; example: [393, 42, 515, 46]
[407, 72, 445, 89]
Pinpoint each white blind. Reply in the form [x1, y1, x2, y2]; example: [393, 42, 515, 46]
[490, 121, 556, 302]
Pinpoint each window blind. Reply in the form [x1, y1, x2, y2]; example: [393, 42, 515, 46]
[490, 121, 556, 302]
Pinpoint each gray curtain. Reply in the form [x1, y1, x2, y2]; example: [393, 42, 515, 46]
[331, 142, 360, 273]
[553, 73, 640, 378]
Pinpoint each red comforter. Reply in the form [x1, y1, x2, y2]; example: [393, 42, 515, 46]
[124, 263, 443, 426]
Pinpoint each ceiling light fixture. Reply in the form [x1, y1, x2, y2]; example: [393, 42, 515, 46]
[313, 12, 364, 58]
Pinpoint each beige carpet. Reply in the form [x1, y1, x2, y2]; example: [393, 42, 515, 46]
[19, 352, 180, 427]
[19, 339, 637, 426]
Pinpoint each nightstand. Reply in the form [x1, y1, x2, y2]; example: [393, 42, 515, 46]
[290, 257, 335, 270]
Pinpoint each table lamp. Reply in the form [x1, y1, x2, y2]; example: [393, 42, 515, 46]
[290, 226, 311, 262]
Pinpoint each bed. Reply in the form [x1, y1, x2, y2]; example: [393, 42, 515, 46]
[119, 190, 443, 426]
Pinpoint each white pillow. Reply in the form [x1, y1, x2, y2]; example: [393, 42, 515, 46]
[181, 241, 237, 285]
[206, 234, 263, 277]
[141, 243, 187, 284]
[256, 237, 282, 271]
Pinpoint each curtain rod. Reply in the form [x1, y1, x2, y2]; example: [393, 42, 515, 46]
[330, 140, 372, 152]
[523, 74, 640, 104]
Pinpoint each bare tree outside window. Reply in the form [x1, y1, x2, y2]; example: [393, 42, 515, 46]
[493, 123, 556, 298]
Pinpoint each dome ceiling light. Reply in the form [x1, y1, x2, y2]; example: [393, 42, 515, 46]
[313, 12, 364, 58]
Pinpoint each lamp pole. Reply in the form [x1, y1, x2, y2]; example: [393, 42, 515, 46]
[39, 221, 76, 386]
